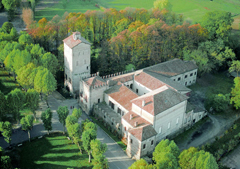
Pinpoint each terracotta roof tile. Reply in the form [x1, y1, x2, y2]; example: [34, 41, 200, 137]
[131, 86, 188, 115]
[122, 111, 151, 128]
[135, 72, 166, 90]
[63, 32, 91, 48]
[84, 76, 106, 87]
[105, 85, 138, 111]
[128, 124, 157, 141]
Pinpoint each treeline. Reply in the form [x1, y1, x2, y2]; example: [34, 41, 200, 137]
[0, 22, 58, 119]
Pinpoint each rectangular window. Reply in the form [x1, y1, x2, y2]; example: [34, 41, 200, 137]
[185, 75, 188, 78]
[194, 72, 197, 75]
[143, 144, 146, 149]
[87, 66, 88, 70]
[190, 73, 193, 76]
[109, 101, 111, 107]
[151, 140, 154, 145]
[98, 98, 100, 103]
[130, 139, 133, 144]
[159, 127, 162, 133]
[168, 122, 171, 129]
[111, 103, 115, 110]
[178, 77, 181, 81]
[117, 108, 121, 115]
[136, 89, 138, 93]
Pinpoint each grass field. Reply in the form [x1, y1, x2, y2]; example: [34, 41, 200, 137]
[36, 0, 240, 28]
[0, 67, 20, 95]
[19, 132, 92, 169]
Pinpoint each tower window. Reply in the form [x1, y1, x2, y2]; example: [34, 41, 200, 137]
[151, 140, 154, 145]
[87, 66, 88, 70]
[143, 144, 146, 149]
[136, 89, 138, 93]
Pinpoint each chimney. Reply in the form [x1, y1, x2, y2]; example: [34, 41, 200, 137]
[135, 121, 138, 127]
[73, 32, 81, 40]
[130, 114, 133, 120]
[142, 100, 145, 107]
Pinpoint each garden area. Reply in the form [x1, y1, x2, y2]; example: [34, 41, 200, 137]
[14, 132, 92, 169]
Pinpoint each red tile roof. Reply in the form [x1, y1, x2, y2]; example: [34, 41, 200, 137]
[106, 85, 138, 111]
[128, 124, 157, 141]
[84, 76, 106, 87]
[111, 74, 134, 83]
[63, 32, 90, 48]
[122, 111, 151, 128]
[134, 72, 166, 90]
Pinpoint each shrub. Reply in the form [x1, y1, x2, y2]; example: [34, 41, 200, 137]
[233, 124, 237, 130]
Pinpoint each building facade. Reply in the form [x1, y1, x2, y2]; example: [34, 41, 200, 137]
[63, 32, 206, 160]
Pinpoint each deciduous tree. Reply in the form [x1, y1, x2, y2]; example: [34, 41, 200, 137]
[25, 89, 39, 120]
[129, 158, 149, 169]
[82, 129, 97, 163]
[90, 139, 107, 159]
[20, 115, 34, 142]
[0, 91, 6, 121]
[0, 121, 12, 146]
[230, 77, 240, 109]
[41, 108, 52, 134]
[229, 60, 240, 77]
[72, 108, 82, 120]
[57, 106, 69, 134]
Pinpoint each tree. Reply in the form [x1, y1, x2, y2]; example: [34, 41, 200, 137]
[153, 139, 179, 168]
[25, 89, 39, 120]
[0, 155, 12, 169]
[82, 129, 97, 163]
[153, 0, 172, 11]
[40, 52, 59, 76]
[0, 121, 12, 146]
[230, 77, 240, 109]
[2, 0, 18, 20]
[179, 147, 198, 169]
[201, 11, 233, 41]
[92, 154, 109, 169]
[205, 93, 230, 113]
[16, 63, 37, 90]
[41, 108, 52, 134]
[57, 106, 69, 134]
[21, 8, 34, 28]
[84, 121, 97, 131]
[229, 60, 240, 77]
[67, 122, 82, 153]
[72, 108, 82, 120]
[1, 22, 13, 33]
[20, 115, 34, 142]
[12, 49, 32, 72]
[0, 91, 6, 121]
[34, 68, 57, 107]
[18, 33, 33, 46]
[90, 139, 107, 159]
[129, 158, 149, 169]
[8, 88, 25, 122]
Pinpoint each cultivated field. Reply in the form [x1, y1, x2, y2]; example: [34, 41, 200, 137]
[35, 0, 240, 28]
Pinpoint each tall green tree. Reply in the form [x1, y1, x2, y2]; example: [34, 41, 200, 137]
[20, 115, 34, 142]
[2, 0, 18, 20]
[82, 129, 97, 163]
[229, 60, 240, 77]
[90, 139, 107, 159]
[72, 108, 82, 120]
[57, 106, 69, 134]
[41, 108, 52, 134]
[34, 68, 57, 107]
[153, 139, 180, 168]
[18, 33, 33, 46]
[179, 147, 198, 169]
[1, 22, 13, 34]
[92, 154, 109, 169]
[25, 89, 39, 120]
[67, 122, 82, 153]
[40, 52, 59, 76]
[129, 158, 150, 169]
[201, 11, 233, 41]
[0, 121, 12, 146]
[230, 77, 240, 109]
[16, 63, 37, 90]
[8, 88, 25, 122]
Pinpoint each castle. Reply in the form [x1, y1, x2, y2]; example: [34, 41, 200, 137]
[63, 32, 207, 160]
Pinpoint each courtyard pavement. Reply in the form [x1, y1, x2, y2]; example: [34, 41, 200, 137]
[0, 91, 134, 169]
[221, 144, 240, 169]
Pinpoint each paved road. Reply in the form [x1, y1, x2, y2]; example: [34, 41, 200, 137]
[0, 92, 134, 169]
[221, 144, 240, 169]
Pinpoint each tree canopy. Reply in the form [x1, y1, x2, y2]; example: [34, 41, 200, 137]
[20, 115, 34, 142]
[57, 106, 69, 134]
[230, 77, 240, 109]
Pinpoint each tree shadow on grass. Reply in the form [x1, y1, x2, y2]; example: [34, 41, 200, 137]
[20, 132, 92, 169]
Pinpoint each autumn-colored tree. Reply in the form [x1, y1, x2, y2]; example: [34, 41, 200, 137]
[22, 8, 34, 28]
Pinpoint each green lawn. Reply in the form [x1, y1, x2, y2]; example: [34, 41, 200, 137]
[0, 67, 20, 95]
[19, 132, 92, 169]
[36, 0, 240, 26]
